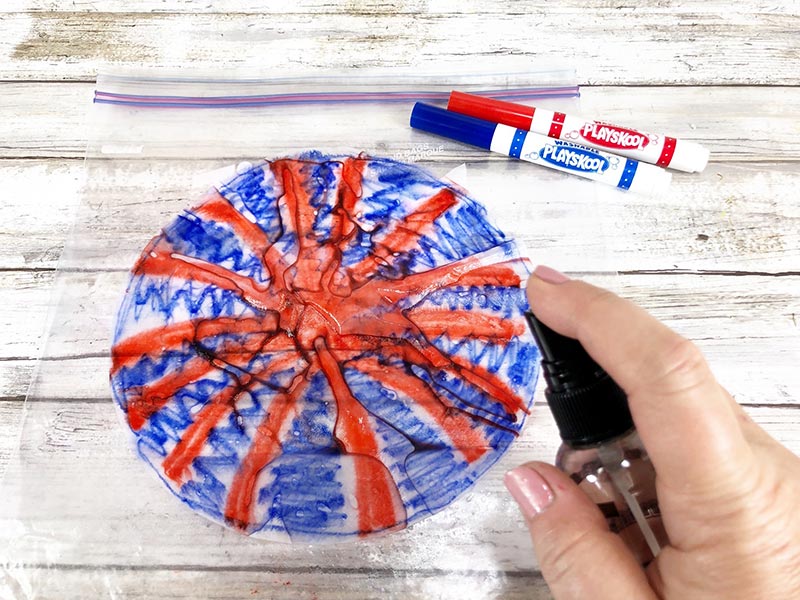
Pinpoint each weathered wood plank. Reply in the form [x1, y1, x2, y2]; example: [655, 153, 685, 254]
[0, 397, 557, 572]
[3, 270, 797, 407]
[2, 84, 799, 161]
[0, 401, 24, 483]
[6, 1, 798, 15]
[0, 361, 34, 400]
[0, 84, 92, 158]
[0, 158, 798, 272]
[581, 86, 800, 161]
[0, 1, 796, 596]
[0, 270, 56, 360]
[1, 10, 798, 84]
[0, 403, 800, 598]
[0, 565, 551, 600]
[0, 401, 795, 573]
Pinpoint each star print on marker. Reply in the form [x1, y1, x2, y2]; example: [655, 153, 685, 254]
[110, 152, 539, 542]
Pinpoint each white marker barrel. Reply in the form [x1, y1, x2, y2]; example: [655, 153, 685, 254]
[410, 103, 671, 195]
[449, 91, 710, 173]
[489, 125, 671, 195]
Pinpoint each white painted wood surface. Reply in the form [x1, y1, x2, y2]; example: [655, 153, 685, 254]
[0, 2, 798, 599]
[2, 3, 799, 84]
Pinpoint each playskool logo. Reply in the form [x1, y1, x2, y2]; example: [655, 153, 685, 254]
[538, 142, 610, 173]
[580, 122, 649, 150]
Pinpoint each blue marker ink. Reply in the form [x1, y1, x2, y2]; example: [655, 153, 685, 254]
[110, 153, 540, 543]
[410, 103, 671, 195]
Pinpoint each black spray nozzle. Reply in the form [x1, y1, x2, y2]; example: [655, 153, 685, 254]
[525, 311, 634, 445]
[524, 311, 602, 393]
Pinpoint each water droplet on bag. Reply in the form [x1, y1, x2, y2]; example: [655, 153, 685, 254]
[236, 161, 253, 174]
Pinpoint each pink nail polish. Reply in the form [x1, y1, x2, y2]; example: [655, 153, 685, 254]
[533, 265, 570, 284]
[504, 466, 555, 519]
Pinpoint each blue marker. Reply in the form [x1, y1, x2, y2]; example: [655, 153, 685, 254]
[410, 103, 671, 195]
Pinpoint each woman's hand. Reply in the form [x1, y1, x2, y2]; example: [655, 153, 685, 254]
[504, 266, 800, 599]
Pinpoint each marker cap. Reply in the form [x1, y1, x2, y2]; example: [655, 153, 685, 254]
[669, 140, 710, 173]
[410, 102, 497, 151]
[448, 91, 535, 130]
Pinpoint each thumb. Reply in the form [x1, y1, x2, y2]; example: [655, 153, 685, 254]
[504, 462, 657, 600]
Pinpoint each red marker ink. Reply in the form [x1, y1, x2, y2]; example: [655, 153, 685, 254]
[525, 311, 669, 565]
[448, 91, 709, 173]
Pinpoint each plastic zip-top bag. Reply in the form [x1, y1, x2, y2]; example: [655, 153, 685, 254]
[1, 68, 602, 598]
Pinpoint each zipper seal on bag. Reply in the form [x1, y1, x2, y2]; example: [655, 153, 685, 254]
[93, 70, 580, 109]
[94, 87, 580, 108]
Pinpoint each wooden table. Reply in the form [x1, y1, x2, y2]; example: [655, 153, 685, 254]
[1, 2, 798, 599]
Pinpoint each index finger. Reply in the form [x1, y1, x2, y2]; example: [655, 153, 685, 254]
[526, 270, 754, 495]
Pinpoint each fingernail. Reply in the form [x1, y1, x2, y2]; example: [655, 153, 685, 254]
[504, 466, 555, 519]
[533, 265, 570, 285]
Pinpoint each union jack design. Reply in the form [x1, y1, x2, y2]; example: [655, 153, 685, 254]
[110, 153, 539, 541]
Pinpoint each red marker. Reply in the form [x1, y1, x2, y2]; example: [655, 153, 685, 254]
[448, 91, 709, 173]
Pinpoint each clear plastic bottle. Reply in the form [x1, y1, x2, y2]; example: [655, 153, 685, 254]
[556, 428, 667, 565]
[526, 311, 670, 565]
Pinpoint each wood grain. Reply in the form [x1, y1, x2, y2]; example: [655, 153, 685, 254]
[0, 158, 798, 272]
[0, 566, 550, 600]
[7, 1, 798, 14]
[2, 270, 797, 404]
[1, 1, 799, 597]
[0, 402, 24, 484]
[1, 9, 798, 84]
[2, 84, 800, 161]
[0, 401, 795, 580]
[0, 361, 34, 400]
